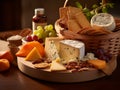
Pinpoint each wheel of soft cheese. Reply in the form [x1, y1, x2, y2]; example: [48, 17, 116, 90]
[91, 13, 116, 31]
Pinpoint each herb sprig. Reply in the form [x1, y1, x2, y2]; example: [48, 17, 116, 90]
[75, 0, 114, 20]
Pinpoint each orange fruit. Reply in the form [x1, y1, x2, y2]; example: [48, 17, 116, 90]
[0, 59, 10, 72]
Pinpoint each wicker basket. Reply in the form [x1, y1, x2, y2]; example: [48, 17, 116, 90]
[78, 18, 120, 56]
[55, 18, 120, 57]
[78, 30, 120, 56]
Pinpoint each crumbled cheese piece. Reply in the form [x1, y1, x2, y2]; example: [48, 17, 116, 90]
[82, 53, 98, 61]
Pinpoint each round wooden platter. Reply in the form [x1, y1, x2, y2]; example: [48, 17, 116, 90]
[17, 56, 117, 83]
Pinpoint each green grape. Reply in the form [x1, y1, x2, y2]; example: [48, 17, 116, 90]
[36, 33, 43, 39]
[42, 30, 49, 40]
[44, 30, 50, 37]
[37, 26, 43, 30]
[44, 26, 49, 31]
[48, 30, 56, 37]
[33, 30, 39, 35]
[37, 28, 44, 35]
[33, 29, 44, 39]
[44, 24, 54, 31]
[48, 24, 54, 30]
[38, 30, 44, 38]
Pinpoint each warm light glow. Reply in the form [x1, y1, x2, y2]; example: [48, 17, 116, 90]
[64, 0, 69, 7]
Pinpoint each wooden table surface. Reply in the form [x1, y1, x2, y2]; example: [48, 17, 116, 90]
[0, 40, 120, 90]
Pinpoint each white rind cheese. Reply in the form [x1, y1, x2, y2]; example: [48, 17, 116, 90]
[59, 40, 85, 63]
[91, 13, 116, 31]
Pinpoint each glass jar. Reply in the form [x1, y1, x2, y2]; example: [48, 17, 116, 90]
[32, 8, 47, 31]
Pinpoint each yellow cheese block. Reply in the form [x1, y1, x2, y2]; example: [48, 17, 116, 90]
[87, 59, 106, 70]
[25, 47, 42, 61]
[50, 58, 66, 71]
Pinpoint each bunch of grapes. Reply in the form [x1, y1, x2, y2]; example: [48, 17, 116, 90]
[33, 24, 57, 40]
[25, 24, 57, 43]
[93, 48, 112, 62]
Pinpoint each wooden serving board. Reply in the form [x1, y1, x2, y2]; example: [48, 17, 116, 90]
[0, 40, 117, 82]
[17, 56, 117, 83]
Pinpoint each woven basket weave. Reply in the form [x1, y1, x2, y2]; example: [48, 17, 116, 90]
[76, 18, 120, 57]
[79, 30, 120, 56]
[56, 18, 120, 57]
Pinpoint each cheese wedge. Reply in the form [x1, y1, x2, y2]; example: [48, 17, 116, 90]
[16, 41, 45, 57]
[87, 59, 106, 70]
[59, 40, 85, 64]
[50, 58, 66, 71]
[45, 37, 63, 61]
[25, 47, 42, 61]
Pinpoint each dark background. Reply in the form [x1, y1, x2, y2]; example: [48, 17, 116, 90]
[0, 0, 119, 31]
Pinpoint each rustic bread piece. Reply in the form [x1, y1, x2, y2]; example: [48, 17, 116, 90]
[59, 7, 68, 19]
[74, 12, 91, 28]
[58, 6, 91, 34]
[57, 6, 113, 36]
[68, 6, 82, 19]
[67, 19, 82, 33]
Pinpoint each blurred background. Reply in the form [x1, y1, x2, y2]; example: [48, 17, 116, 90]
[0, 0, 119, 31]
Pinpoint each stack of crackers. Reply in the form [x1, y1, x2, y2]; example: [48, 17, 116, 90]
[56, 6, 112, 37]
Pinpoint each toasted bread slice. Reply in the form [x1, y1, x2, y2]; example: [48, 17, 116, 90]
[75, 12, 91, 28]
[68, 6, 82, 19]
[59, 7, 68, 19]
[67, 19, 82, 33]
